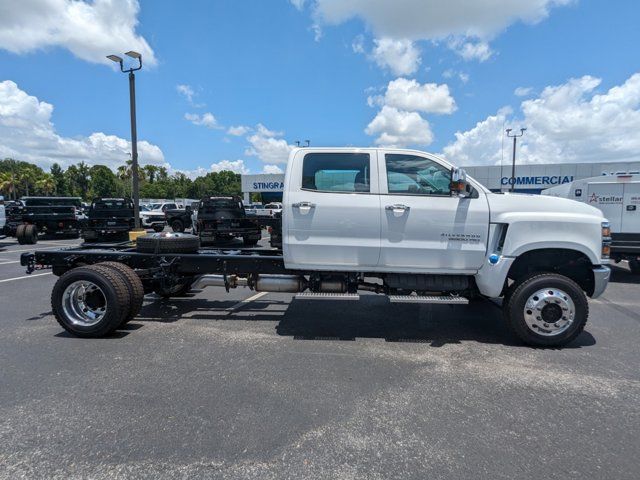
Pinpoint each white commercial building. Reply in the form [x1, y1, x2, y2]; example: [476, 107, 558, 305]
[242, 160, 640, 198]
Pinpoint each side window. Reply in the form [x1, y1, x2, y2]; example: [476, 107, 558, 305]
[385, 154, 451, 196]
[302, 153, 370, 193]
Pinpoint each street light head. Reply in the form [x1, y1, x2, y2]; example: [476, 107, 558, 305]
[125, 51, 141, 59]
[106, 54, 123, 63]
[521, 128, 527, 132]
[506, 128, 512, 134]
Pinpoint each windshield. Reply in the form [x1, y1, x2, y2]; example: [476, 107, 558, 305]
[264, 203, 281, 209]
[147, 203, 162, 210]
[199, 198, 242, 213]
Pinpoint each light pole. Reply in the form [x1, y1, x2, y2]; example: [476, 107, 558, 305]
[506, 128, 526, 192]
[107, 51, 143, 229]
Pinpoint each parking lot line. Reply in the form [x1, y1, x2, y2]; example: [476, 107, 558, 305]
[0, 245, 79, 254]
[226, 291, 269, 311]
[0, 260, 20, 265]
[0, 272, 52, 283]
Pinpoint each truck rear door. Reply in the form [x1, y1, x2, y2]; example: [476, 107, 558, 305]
[283, 149, 381, 269]
[377, 150, 490, 273]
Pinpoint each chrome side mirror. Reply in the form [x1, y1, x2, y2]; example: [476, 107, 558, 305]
[450, 168, 468, 196]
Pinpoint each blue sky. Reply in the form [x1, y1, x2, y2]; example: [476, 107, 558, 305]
[1, 0, 639, 175]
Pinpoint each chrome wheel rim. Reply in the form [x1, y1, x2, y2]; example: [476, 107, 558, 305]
[62, 280, 107, 327]
[523, 288, 575, 336]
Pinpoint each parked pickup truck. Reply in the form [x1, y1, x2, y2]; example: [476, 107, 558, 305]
[81, 197, 135, 243]
[166, 204, 196, 233]
[140, 202, 179, 231]
[192, 196, 262, 246]
[254, 202, 283, 219]
[23, 147, 610, 347]
[6, 196, 82, 244]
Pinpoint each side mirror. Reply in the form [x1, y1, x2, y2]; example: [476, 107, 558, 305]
[450, 168, 468, 196]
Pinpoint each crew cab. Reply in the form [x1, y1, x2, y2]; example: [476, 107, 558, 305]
[81, 197, 135, 243]
[192, 196, 262, 246]
[23, 148, 610, 347]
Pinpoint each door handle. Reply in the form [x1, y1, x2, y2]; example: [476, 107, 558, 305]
[385, 204, 410, 211]
[293, 201, 316, 209]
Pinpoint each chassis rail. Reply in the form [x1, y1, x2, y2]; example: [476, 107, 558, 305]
[21, 243, 287, 276]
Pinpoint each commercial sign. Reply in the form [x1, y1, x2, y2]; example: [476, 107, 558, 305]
[241, 174, 285, 192]
[500, 175, 574, 187]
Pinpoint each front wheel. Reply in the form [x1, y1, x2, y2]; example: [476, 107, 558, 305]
[629, 259, 640, 275]
[152, 225, 165, 232]
[503, 273, 589, 347]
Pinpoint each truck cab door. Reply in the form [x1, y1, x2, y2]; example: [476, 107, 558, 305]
[283, 149, 381, 270]
[377, 151, 489, 273]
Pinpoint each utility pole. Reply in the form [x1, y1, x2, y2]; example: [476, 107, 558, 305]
[107, 51, 143, 229]
[506, 128, 526, 192]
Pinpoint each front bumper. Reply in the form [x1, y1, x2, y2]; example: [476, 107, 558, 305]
[591, 265, 611, 299]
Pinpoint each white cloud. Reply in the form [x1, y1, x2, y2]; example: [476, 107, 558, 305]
[448, 38, 492, 62]
[371, 38, 421, 76]
[290, 0, 306, 10]
[365, 78, 455, 147]
[514, 86, 534, 97]
[302, 0, 570, 67]
[459, 73, 470, 84]
[0, 0, 156, 66]
[262, 164, 284, 174]
[209, 159, 249, 175]
[227, 125, 250, 136]
[176, 84, 195, 103]
[311, 0, 572, 40]
[184, 112, 221, 129]
[442, 72, 640, 166]
[0, 80, 164, 169]
[352, 34, 365, 54]
[442, 107, 511, 166]
[245, 124, 294, 165]
[365, 106, 433, 147]
[373, 78, 457, 115]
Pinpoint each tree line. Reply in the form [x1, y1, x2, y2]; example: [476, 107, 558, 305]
[0, 158, 242, 201]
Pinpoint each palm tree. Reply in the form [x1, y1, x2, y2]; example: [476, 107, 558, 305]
[157, 166, 168, 181]
[0, 172, 16, 199]
[36, 173, 56, 195]
[143, 165, 159, 184]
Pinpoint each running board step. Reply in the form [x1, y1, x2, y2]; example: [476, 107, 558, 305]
[295, 292, 360, 301]
[388, 295, 469, 304]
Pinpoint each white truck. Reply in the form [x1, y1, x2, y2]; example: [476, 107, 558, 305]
[543, 173, 640, 274]
[23, 148, 611, 347]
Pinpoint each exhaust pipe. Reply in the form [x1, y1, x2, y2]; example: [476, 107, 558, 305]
[192, 274, 307, 293]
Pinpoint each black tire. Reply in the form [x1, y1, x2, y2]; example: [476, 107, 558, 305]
[16, 224, 26, 244]
[24, 224, 38, 244]
[95, 262, 145, 324]
[503, 273, 589, 347]
[136, 232, 200, 254]
[243, 236, 259, 246]
[152, 224, 165, 232]
[154, 277, 195, 298]
[51, 265, 131, 338]
[629, 259, 640, 275]
[171, 219, 184, 233]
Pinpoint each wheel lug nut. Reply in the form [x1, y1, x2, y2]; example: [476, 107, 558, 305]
[536, 316, 541, 320]
[544, 323, 549, 328]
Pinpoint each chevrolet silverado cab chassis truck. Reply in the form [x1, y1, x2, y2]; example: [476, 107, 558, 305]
[21, 148, 611, 347]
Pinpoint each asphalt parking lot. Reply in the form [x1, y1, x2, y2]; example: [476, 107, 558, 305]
[0, 235, 639, 479]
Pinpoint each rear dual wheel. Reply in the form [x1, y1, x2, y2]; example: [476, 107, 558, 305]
[16, 224, 38, 245]
[51, 262, 145, 337]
